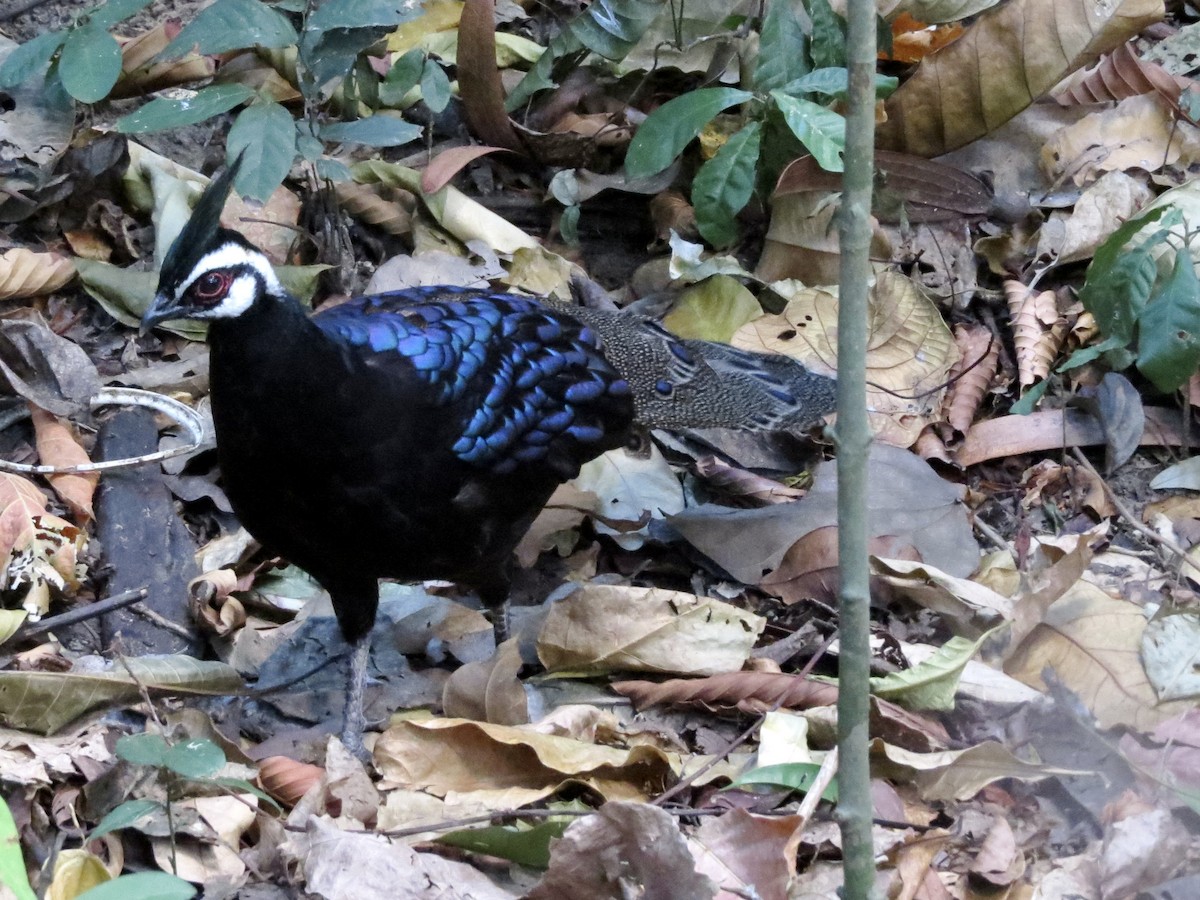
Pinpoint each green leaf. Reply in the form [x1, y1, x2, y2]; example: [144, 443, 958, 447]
[88, 799, 162, 842]
[1079, 207, 1176, 343]
[566, 0, 662, 60]
[1137, 249, 1200, 392]
[438, 821, 567, 868]
[300, 26, 394, 96]
[1058, 333, 1129, 373]
[420, 59, 451, 114]
[770, 91, 844, 172]
[780, 68, 897, 101]
[115, 733, 169, 767]
[228, 101, 298, 201]
[625, 87, 754, 181]
[75, 872, 196, 900]
[0, 794, 36, 900]
[0, 31, 67, 89]
[163, 738, 226, 778]
[732, 763, 838, 801]
[692, 121, 761, 248]
[380, 49, 423, 106]
[0, 609, 26, 647]
[58, 22, 121, 102]
[320, 116, 423, 147]
[308, 0, 416, 30]
[87, 0, 155, 29]
[1009, 378, 1050, 415]
[208, 777, 283, 812]
[754, 0, 807, 91]
[559, 203, 581, 246]
[807, 0, 846, 69]
[161, 0, 298, 60]
[871, 630, 998, 711]
[116, 83, 256, 132]
[315, 158, 353, 181]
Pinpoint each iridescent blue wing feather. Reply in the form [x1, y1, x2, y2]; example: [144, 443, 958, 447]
[313, 286, 634, 476]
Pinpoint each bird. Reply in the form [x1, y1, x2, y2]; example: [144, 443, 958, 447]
[141, 155, 838, 760]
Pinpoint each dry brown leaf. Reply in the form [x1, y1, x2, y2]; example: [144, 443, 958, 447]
[754, 189, 891, 284]
[1053, 40, 1191, 111]
[876, 0, 1164, 157]
[945, 322, 999, 434]
[374, 718, 675, 804]
[442, 636, 528, 724]
[224, 186, 301, 265]
[0, 472, 85, 617]
[258, 755, 324, 807]
[31, 406, 97, 522]
[1005, 581, 1191, 730]
[0, 249, 75, 301]
[613, 672, 840, 714]
[760, 525, 920, 606]
[693, 456, 804, 505]
[734, 273, 957, 446]
[970, 816, 1026, 886]
[421, 145, 511, 194]
[528, 803, 716, 900]
[112, 20, 214, 99]
[649, 191, 697, 242]
[537, 585, 764, 676]
[688, 809, 806, 900]
[1005, 281, 1065, 387]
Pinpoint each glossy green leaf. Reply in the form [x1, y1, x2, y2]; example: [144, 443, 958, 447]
[1137, 250, 1200, 392]
[770, 91, 844, 172]
[807, 0, 846, 69]
[116, 84, 255, 132]
[115, 733, 169, 767]
[0, 31, 67, 89]
[559, 203, 580, 246]
[76, 872, 196, 900]
[754, 0, 807, 91]
[58, 22, 121, 102]
[87, 0, 155, 29]
[161, 0, 297, 59]
[1079, 206, 1174, 344]
[228, 101, 297, 201]
[320, 116, 422, 147]
[625, 87, 753, 181]
[0, 794, 35, 900]
[692, 121, 761, 248]
[438, 821, 567, 868]
[380, 49, 423, 106]
[88, 799, 162, 842]
[300, 26, 394, 96]
[732, 763, 838, 801]
[420, 59, 451, 113]
[567, 0, 662, 60]
[307, 0, 417, 31]
[780, 68, 897, 101]
[163, 738, 226, 778]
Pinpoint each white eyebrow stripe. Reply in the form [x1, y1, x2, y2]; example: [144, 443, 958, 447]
[177, 242, 284, 298]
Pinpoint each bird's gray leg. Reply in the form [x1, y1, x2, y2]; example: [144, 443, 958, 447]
[491, 600, 510, 645]
[341, 634, 372, 763]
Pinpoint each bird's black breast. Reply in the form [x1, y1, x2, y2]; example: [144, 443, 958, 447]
[204, 287, 635, 604]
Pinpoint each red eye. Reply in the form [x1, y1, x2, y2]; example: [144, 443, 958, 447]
[193, 271, 231, 302]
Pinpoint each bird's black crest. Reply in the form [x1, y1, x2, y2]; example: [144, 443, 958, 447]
[158, 151, 245, 288]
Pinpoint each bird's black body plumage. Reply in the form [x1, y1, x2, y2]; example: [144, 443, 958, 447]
[144, 158, 837, 754]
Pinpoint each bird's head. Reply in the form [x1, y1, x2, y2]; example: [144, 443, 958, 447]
[141, 153, 283, 333]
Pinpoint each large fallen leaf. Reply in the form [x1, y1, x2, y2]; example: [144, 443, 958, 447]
[374, 718, 675, 805]
[669, 442, 979, 585]
[876, 0, 1164, 156]
[0, 656, 242, 734]
[0, 248, 75, 301]
[281, 815, 517, 899]
[733, 273, 957, 446]
[1004, 581, 1192, 729]
[689, 808, 805, 900]
[875, 740, 1085, 802]
[31, 406, 98, 522]
[872, 558, 1013, 632]
[537, 585, 764, 676]
[527, 802, 717, 900]
[442, 637, 528, 724]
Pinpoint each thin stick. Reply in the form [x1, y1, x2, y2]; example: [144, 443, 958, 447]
[14, 587, 149, 640]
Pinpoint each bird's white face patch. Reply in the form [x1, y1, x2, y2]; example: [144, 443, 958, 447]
[176, 242, 283, 319]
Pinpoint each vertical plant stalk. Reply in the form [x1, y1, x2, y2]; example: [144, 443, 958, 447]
[834, 0, 879, 894]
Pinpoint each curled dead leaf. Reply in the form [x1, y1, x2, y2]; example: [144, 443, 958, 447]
[613, 671, 839, 714]
[945, 322, 1000, 435]
[258, 755, 325, 806]
[0, 249, 75, 301]
[1004, 281, 1066, 387]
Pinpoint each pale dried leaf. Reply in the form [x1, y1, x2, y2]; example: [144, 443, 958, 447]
[30, 407, 97, 521]
[0, 249, 75, 301]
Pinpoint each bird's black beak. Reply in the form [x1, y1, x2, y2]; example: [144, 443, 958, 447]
[140, 292, 185, 336]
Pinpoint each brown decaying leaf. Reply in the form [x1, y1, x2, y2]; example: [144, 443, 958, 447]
[613, 672, 839, 714]
[886, 13, 964, 65]
[1053, 40, 1192, 115]
[421, 146, 511, 194]
[649, 190, 697, 241]
[111, 20, 214, 99]
[876, 0, 1163, 157]
[258, 755, 324, 807]
[1005, 281, 1066, 388]
[332, 180, 416, 236]
[0, 249, 75, 301]
[693, 456, 804, 505]
[945, 323, 1000, 435]
[689, 808, 805, 900]
[442, 636, 528, 725]
[30, 406, 97, 522]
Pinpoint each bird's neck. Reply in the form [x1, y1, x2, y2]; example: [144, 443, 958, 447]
[207, 289, 335, 381]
